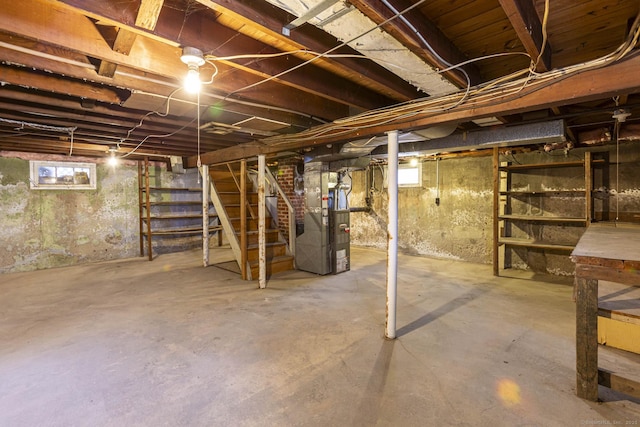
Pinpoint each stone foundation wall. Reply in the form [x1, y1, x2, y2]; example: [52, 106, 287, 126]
[348, 142, 640, 275]
[0, 152, 139, 273]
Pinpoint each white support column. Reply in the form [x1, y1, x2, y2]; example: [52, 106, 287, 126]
[385, 130, 399, 339]
[201, 164, 209, 267]
[258, 155, 267, 289]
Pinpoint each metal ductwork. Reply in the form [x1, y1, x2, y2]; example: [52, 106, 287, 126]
[304, 123, 458, 163]
[371, 120, 567, 157]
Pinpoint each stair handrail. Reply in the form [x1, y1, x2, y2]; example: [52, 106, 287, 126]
[264, 166, 296, 260]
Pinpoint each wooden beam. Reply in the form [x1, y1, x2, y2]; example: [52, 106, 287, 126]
[498, 0, 551, 72]
[54, 0, 397, 111]
[0, 65, 125, 104]
[135, 0, 165, 30]
[97, 0, 164, 77]
[349, 0, 481, 87]
[0, 136, 180, 159]
[193, 0, 420, 102]
[0, 39, 320, 130]
[187, 53, 640, 166]
[492, 147, 500, 276]
[2, 0, 351, 120]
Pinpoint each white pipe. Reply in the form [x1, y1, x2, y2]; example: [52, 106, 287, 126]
[202, 164, 209, 267]
[258, 154, 267, 289]
[386, 130, 399, 339]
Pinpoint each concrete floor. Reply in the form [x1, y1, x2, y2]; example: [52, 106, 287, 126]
[1, 247, 639, 426]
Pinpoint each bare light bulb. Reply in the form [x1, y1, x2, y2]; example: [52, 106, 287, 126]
[409, 158, 419, 167]
[184, 67, 201, 93]
[107, 150, 118, 166]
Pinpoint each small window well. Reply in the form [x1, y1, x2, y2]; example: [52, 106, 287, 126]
[30, 160, 96, 190]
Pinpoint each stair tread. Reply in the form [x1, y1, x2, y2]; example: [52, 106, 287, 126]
[209, 167, 294, 279]
[247, 241, 287, 249]
[249, 254, 294, 267]
[217, 191, 258, 195]
[239, 229, 280, 235]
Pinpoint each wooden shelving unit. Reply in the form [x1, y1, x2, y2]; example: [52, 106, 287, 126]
[492, 150, 608, 275]
[138, 158, 221, 260]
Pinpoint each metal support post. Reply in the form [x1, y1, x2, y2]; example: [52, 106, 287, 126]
[385, 130, 398, 339]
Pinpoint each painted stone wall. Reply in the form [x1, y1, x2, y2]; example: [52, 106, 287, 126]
[349, 155, 494, 264]
[348, 141, 640, 275]
[0, 152, 139, 273]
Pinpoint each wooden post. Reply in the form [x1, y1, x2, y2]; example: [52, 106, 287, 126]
[492, 147, 499, 276]
[585, 151, 592, 224]
[258, 155, 266, 289]
[137, 160, 144, 257]
[240, 160, 248, 280]
[202, 164, 209, 267]
[144, 157, 153, 261]
[575, 276, 599, 401]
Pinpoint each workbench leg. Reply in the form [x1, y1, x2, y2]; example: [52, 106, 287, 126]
[576, 276, 599, 401]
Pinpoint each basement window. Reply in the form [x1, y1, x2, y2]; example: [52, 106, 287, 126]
[29, 160, 96, 190]
[398, 164, 422, 187]
[384, 163, 422, 188]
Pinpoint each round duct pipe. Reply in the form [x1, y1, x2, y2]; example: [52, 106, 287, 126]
[412, 123, 457, 140]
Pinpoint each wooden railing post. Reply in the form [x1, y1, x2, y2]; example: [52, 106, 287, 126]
[240, 160, 248, 280]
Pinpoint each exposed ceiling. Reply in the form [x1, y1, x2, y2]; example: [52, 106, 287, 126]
[0, 0, 639, 165]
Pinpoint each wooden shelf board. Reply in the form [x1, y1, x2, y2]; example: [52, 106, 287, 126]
[499, 237, 575, 251]
[141, 187, 202, 192]
[142, 214, 219, 220]
[500, 214, 587, 223]
[142, 225, 223, 236]
[598, 346, 640, 400]
[499, 190, 586, 195]
[499, 159, 604, 171]
[146, 201, 209, 206]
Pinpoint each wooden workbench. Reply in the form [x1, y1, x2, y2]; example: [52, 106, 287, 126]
[572, 222, 640, 401]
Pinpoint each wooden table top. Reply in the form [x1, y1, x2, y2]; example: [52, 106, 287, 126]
[571, 222, 640, 262]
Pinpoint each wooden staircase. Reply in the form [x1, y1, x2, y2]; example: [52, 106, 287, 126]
[209, 165, 295, 280]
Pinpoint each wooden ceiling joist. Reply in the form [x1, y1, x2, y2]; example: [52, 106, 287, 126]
[187, 53, 640, 166]
[0, 40, 321, 131]
[96, 0, 163, 78]
[193, 0, 421, 102]
[498, 0, 551, 72]
[348, 0, 481, 87]
[55, 0, 398, 111]
[0, 65, 126, 104]
[2, 0, 352, 120]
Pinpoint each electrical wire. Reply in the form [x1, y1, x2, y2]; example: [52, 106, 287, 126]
[68, 128, 74, 156]
[219, 0, 436, 100]
[119, 86, 203, 158]
[255, 9, 640, 148]
[122, 0, 539, 155]
[118, 2, 640, 158]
